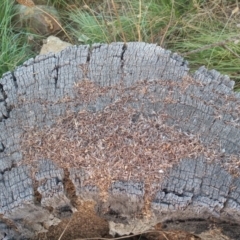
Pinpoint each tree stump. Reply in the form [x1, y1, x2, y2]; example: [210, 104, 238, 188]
[0, 42, 240, 239]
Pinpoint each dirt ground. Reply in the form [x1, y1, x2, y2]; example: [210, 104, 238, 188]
[33, 200, 232, 240]
[34, 201, 110, 240]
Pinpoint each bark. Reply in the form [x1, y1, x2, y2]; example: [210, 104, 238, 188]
[0, 42, 240, 239]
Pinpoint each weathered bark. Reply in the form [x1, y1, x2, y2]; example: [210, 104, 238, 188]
[0, 42, 240, 239]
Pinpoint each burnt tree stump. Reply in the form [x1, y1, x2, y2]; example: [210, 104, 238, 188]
[0, 42, 240, 239]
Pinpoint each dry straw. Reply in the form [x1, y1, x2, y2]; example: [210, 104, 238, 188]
[16, 0, 72, 43]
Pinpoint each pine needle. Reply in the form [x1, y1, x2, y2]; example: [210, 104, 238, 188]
[58, 217, 73, 240]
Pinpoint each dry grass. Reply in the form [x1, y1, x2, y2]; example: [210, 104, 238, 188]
[16, 0, 35, 7]
[16, 0, 72, 42]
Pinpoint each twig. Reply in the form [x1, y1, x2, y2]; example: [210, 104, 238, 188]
[16, 0, 72, 43]
[160, 0, 174, 47]
[58, 217, 73, 240]
[182, 35, 240, 56]
[137, 0, 142, 42]
[111, 0, 127, 44]
[72, 230, 173, 240]
[207, 4, 239, 67]
[223, 44, 240, 58]
[83, 1, 109, 43]
[160, 231, 170, 240]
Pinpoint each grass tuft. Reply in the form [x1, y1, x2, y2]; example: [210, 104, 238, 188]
[0, 0, 33, 77]
[1, 0, 240, 89]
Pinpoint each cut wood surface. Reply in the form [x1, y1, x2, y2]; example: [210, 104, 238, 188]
[0, 42, 240, 239]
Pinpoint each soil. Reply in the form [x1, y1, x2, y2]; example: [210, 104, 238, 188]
[33, 200, 202, 240]
[34, 201, 110, 240]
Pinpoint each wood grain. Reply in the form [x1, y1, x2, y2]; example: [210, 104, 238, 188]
[0, 43, 239, 239]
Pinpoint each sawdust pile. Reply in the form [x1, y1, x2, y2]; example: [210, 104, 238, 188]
[21, 79, 222, 193]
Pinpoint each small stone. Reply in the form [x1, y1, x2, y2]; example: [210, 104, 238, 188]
[234, 39, 240, 45]
[40, 36, 72, 55]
